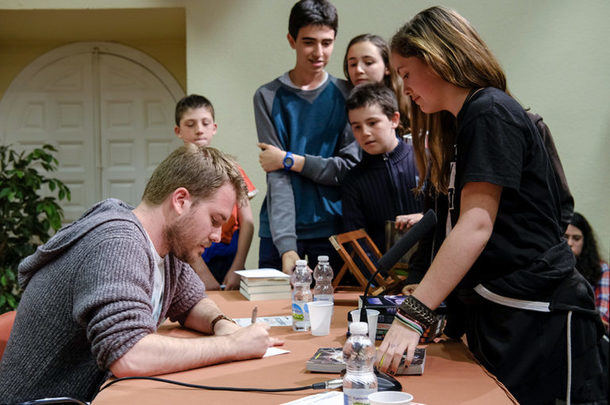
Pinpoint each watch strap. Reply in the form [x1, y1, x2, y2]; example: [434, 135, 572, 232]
[283, 151, 294, 171]
[210, 314, 236, 334]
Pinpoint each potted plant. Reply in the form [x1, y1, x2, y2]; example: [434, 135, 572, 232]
[0, 144, 70, 313]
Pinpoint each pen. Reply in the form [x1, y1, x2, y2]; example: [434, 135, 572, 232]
[251, 306, 258, 325]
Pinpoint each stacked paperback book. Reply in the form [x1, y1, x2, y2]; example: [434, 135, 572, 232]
[235, 269, 291, 301]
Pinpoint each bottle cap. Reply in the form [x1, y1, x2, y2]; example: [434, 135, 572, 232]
[349, 322, 368, 335]
[295, 259, 308, 267]
[317, 255, 329, 262]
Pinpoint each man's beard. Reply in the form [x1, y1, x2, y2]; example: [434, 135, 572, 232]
[163, 211, 203, 263]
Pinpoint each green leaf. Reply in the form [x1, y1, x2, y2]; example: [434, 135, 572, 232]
[0, 143, 70, 308]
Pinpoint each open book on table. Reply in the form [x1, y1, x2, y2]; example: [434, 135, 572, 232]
[306, 347, 426, 375]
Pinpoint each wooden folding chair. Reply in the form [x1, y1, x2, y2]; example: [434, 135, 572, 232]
[329, 229, 407, 294]
[329, 229, 383, 289]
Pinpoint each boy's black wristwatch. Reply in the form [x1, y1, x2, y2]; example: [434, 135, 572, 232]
[283, 151, 295, 171]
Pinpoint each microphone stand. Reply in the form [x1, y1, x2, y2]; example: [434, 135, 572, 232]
[357, 209, 437, 324]
[359, 267, 382, 323]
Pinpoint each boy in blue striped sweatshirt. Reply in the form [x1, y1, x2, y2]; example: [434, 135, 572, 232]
[254, 0, 360, 275]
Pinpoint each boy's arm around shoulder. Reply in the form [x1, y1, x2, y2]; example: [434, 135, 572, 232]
[300, 124, 361, 185]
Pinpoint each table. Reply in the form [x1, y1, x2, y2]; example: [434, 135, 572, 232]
[93, 291, 518, 404]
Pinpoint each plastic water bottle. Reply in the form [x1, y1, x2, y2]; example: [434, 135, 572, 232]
[343, 322, 378, 404]
[313, 255, 334, 303]
[291, 259, 312, 331]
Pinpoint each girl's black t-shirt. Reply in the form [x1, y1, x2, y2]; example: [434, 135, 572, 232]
[453, 87, 564, 287]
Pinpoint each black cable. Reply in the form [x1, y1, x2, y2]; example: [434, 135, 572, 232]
[94, 376, 327, 399]
[18, 398, 88, 405]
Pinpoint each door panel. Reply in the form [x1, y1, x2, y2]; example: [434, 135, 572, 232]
[3, 53, 96, 223]
[1, 45, 182, 223]
[99, 54, 181, 208]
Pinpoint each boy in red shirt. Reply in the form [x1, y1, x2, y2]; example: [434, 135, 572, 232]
[174, 94, 257, 290]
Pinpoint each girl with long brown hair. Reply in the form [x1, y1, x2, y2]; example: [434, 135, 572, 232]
[376, 7, 607, 404]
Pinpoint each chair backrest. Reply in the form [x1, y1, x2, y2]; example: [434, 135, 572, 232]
[0, 310, 16, 360]
[329, 229, 386, 288]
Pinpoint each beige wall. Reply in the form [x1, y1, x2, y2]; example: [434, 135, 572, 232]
[0, 8, 186, 101]
[1, 0, 608, 266]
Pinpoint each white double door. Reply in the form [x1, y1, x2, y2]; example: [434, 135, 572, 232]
[0, 43, 183, 222]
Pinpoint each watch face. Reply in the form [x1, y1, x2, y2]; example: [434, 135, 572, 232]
[283, 155, 294, 168]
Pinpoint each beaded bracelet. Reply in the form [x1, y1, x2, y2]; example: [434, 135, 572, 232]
[397, 295, 437, 330]
[394, 312, 424, 335]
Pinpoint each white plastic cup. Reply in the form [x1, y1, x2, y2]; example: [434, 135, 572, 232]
[349, 308, 379, 342]
[368, 391, 414, 404]
[306, 301, 334, 336]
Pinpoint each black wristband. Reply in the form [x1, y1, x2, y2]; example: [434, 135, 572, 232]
[398, 295, 437, 330]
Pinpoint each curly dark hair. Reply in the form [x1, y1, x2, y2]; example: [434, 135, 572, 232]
[570, 212, 602, 286]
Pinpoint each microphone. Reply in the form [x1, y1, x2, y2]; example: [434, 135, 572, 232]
[359, 209, 437, 322]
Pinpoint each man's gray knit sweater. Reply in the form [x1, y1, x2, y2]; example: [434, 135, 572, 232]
[0, 199, 205, 402]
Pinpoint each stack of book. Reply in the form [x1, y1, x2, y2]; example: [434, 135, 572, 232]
[306, 347, 426, 375]
[235, 269, 291, 301]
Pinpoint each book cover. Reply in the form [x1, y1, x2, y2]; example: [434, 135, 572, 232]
[240, 280, 290, 294]
[239, 287, 292, 301]
[358, 295, 406, 315]
[236, 269, 291, 288]
[235, 269, 290, 280]
[306, 347, 425, 375]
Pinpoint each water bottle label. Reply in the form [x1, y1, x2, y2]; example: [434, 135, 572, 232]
[292, 301, 310, 330]
[343, 388, 375, 405]
[292, 302, 305, 321]
[313, 295, 333, 302]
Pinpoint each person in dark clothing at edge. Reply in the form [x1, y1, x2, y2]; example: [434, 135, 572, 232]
[375, 6, 607, 405]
